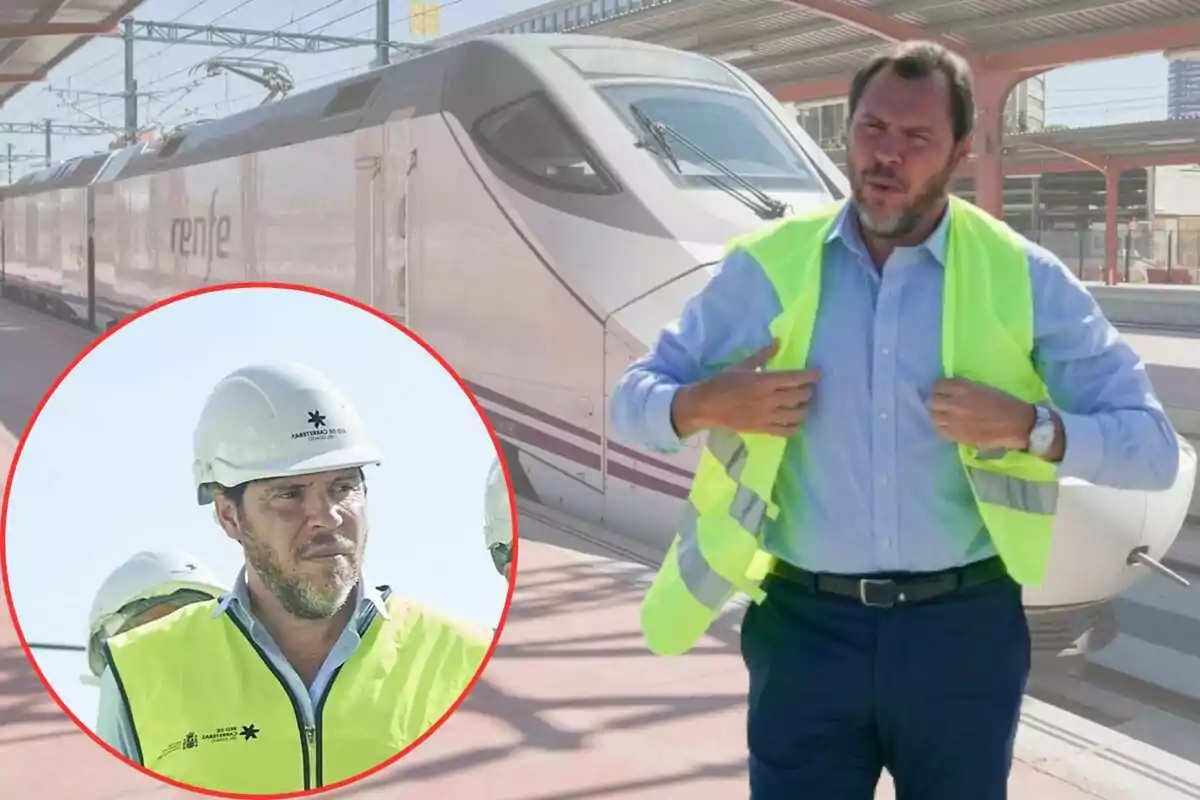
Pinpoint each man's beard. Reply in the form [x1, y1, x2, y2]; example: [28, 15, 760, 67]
[850, 153, 956, 240]
[241, 524, 362, 620]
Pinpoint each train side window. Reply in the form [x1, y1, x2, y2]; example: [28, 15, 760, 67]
[472, 92, 618, 195]
[322, 77, 381, 118]
[157, 135, 186, 158]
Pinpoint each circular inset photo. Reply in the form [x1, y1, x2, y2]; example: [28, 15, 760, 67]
[1, 282, 517, 798]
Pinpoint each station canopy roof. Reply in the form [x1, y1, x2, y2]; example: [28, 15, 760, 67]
[0, 0, 147, 109]
[1001, 119, 1200, 174]
[822, 119, 1200, 176]
[437, 0, 1200, 104]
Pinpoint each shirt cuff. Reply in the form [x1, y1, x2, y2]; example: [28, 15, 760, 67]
[644, 382, 687, 453]
[1056, 409, 1104, 481]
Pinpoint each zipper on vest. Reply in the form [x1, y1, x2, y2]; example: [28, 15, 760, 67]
[305, 724, 317, 783]
[314, 668, 339, 788]
[226, 613, 314, 790]
[312, 597, 384, 788]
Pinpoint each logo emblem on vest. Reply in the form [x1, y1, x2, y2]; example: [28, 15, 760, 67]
[291, 408, 346, 442]
[157, 723, 262, 761]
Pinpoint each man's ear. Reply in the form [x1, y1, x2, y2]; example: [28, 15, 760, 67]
[952, 132, 974, 172]
[211, 492, 244, 543]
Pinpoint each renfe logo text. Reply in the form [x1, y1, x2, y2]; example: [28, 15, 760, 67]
[170, 189, 232, 260]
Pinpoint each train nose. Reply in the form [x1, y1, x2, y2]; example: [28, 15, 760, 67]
[1023, 433, 1196, 610]
[607, 252, 724, 349]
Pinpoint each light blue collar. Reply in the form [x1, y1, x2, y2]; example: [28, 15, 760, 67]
[213, 565, 390, 622]
[827, 198, 951, 266]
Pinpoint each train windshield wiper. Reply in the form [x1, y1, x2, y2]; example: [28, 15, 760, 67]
[630, 104, 680, 172]
[628, 104, 788, 221]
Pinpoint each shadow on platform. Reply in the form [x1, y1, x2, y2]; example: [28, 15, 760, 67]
[0, 299, 94, 461]
[340, 517, 752, 797]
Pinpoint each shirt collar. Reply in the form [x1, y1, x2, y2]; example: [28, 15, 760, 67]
[213, 565, 390, 622]
[826, 198, 951, 267]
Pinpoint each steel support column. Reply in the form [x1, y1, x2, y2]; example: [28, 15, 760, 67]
[123, 19, 137, 145]
[1104, 169, 1120, 286]
[971, 71, 1025, 217]
[374, 0, 391, 67]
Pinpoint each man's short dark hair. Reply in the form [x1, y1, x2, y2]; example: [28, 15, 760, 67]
[848, 40, 976, 143]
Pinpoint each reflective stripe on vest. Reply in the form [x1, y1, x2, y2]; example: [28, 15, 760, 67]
[641, 196, 1061, 657]
[675, 429, 772, 610]
[967, 467, 1059, 515]
[103, 592, 492, 795]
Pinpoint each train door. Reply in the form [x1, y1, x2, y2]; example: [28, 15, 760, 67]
[381, 107, 415, 326]
[240, 153, 259, 280]
[354, 127, 386, 311]
[85, 185, 95, 329]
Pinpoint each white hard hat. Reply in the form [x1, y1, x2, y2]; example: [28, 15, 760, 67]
[484, 458, 513, 551]
[192, 362, 383, 505]
[85, 551, 228, 679]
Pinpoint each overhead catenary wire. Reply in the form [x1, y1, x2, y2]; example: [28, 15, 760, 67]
[4, 0, 275, 149]
[72, 0, 270, 94]
[2, 0, 367, 161]
[135, 0, 369, 94]
[63, 0, 224, 88]
[154, 0, 466, 127]
[0, 0, 460, 179]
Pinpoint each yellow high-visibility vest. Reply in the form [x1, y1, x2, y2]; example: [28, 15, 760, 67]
[103, 589, 492, 795]
[640, 196, 1060, 656]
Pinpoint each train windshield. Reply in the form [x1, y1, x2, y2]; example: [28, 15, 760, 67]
[597, 82, 822, 193]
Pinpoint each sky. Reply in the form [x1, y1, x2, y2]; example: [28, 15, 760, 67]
[0, 0, 1180, 176]
[3, 285, 510, 728]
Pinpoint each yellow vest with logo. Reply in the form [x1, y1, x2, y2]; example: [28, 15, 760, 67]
[103, 588, 492, 795]
[640, 196, 1060, 656]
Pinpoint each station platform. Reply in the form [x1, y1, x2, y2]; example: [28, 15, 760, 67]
[3, 297, 1200, 798]
[5, 502, 1200, 798]
[1087, 283, 1200, 332]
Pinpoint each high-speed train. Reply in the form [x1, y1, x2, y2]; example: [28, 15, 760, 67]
[1, 33, 1193, 656]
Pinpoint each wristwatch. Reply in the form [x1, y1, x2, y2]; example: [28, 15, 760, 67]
[1026, 404, 1056, 457]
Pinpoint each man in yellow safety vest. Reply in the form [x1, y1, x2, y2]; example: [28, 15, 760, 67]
[82, 551, 227, 687]
[609, 40, 1179, 800]
[95, 362, 493, 796]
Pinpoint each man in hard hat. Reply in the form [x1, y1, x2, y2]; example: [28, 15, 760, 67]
[610, 41, 1179, 800]
[484, 457, 513, 580]
[82, 551, 227, 687]
[94, 362, 494, 796]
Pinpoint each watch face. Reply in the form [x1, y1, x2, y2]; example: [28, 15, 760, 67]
[1033, 426, 1054, 449]
[1031, 408, 1054, 453]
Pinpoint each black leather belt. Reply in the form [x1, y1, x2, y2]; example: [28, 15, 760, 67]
[769, 555, 1008, 608]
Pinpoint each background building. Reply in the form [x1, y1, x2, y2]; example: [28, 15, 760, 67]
[1006, 75, 1047, 133]
[1168, 59, 1200, 120]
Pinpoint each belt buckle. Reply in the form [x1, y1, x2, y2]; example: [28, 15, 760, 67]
[859, 578, 900, 608]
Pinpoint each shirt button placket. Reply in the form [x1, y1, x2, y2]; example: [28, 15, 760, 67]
[873, 279, 901, 569]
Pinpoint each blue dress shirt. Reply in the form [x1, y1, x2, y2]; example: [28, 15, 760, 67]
[609, 200, 1180, 575]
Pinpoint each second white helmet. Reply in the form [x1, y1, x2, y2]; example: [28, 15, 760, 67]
[85, 551, 227, 680]
[484, 458, 513, 551]
[192, 362, 383, 505]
